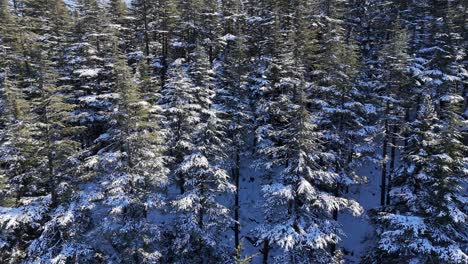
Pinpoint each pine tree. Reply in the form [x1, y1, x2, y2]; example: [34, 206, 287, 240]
[161, 59, 199, 193]
[109, 0, 127, 19]
[162, 56, 235, 263]
[199, 0, 222, 63]
[130, 0, 155, 63]
[67, 0, 117, 148]
[255, 36, 363, 263]
[108, 0, 133, 53]
[0, 0, 15, 47]
[308, 2, 369, 256]
[215, 3, 253, 254]
[376, 18, 412, 206]
[0, 51, 85, 263]
[169, 105, 234, 264]
[92, 45, 169, 263]
[369, 95, 467, 263]
[0, 69, 34, 205]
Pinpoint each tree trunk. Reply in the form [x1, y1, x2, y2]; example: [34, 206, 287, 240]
[12, 0, 18, 15]
[380, 115, 389, 207]
[198, 186, 205, 264]
[387, 125, 397, 206]
[46, 128, 57, 208]
[234, 149, 241, 258]
[143, 4, 151, 66]
[261, 240, 269, 264]
[403, 107, 410, 150]
[330, 182, 340, 255]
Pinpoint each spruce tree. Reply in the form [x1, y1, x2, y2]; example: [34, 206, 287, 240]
[255, 36, 363, 263]
[369, 95, 467, 263]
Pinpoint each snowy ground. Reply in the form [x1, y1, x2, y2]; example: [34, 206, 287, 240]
[340, 162, 382, 263]
[237, 154, 267, 263]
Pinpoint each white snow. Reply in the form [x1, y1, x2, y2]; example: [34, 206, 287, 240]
[220, 34, 238, 42]
[74, 68, 101, 78]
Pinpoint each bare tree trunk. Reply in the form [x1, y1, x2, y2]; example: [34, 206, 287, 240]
[387, 125, 397, 206]
[234, 149, 241, 258]
[261, 240, 269, 264]
[403, 107, 410, 150]
[198, 186, 205, 264]
[142, 0, 150, 66]
[12, 0, 17, 14]
[46, 125, 57, 208]
[380, 112, 389, 207]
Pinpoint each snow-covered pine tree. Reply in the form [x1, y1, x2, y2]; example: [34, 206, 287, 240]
[0, 0, 16, 54]
[308, 2, 369, 255]
[164, 53, 235, 263]
[199, 0, 222, 64]
[130, 0, 181, 71]
[90, 43, 169, 263]
[0, 0, 34, 86]
[175, 0, 204, 59]
[254, 35, 363, 263]
[109, 0, 127, 20]
[0, 49, 85, 262]
[243, 0, 275, 59]
[351, 0, 400, 153]
[168, 101, 234, 264]
[66, 0, 118, 148]
[215, 0, 254, 254]
[107, 0, 133, 54]
[368, 95, 467, 264]
[130, 0, 156, 63]
[375, 17, 413, 205]
[153, 0, 180, 81]
[161, 58, 200, 194]
[0, 69, 34, 206]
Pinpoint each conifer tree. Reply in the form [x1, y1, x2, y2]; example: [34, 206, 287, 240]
[162, 56, 235, 263]
[376, 19, 412, 206]
[93, 45, 169, 263]
[67, 0, 117, 147]
[0, 50, 85, 263]
[161, 59, 199, 193]
[255, 36, 363, 263]
[309, 5, 369, 257]
[368, 95, 467, 264]
[215, 4, 252, 254]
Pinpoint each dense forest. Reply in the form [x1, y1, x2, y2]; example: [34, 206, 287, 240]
[0, 0, 466, 263]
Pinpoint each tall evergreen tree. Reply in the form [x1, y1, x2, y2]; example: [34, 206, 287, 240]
[255, 36, 363, 263]
[162, 57, 235, 263]
[368, 95, 467, 263]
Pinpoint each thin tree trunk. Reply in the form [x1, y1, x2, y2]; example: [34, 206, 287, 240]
[234, 149, 241, 258]
[12, 0, 17, 14]
[330, 182, 340, 255]
[403, 107, 410, 150]
[380, 105, 389, 207]
[261, 240, 269, 264]
[387, 125, 397, 206]
[46, 125, 57, 208]
[331, 94, 346, 256]
[142, 0, 150, 65]
[198, 185, 205, 264]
